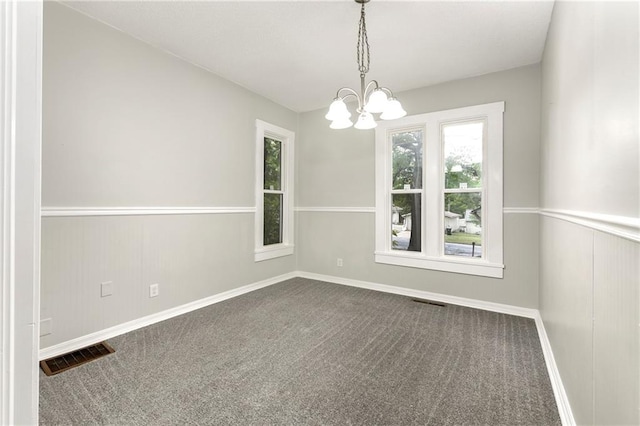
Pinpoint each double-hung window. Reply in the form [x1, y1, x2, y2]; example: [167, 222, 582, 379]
[255, 120, 294, 262]
[375, 102, 504, 278]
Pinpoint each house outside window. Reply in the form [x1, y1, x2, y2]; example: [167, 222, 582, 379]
[255, 120, 295, 261]
[375, 102, 504, 278]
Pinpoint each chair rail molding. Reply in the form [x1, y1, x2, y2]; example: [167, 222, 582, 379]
[540, 208, 640, 243]
[41, 206, 256, 217]
[294, 206, 376, 213]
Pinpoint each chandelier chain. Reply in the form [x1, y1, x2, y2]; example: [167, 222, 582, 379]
[356, 2, 370, 75]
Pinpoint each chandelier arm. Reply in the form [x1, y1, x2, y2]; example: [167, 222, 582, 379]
[378, 87, 395, 98]
[363, 80, 380, 99]
[336, 87, 360, 100]
[336, 87, 363, 111]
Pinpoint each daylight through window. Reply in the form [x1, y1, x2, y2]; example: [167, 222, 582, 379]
[375, 102, 504, 278]
[255, 120, 295, 262]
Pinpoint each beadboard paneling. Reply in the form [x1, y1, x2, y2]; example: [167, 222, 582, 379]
[540, 215, 640, 426]
[40, 215, 295, 349]
[539, 216, 594, 425]
[593, 233, 640, 425]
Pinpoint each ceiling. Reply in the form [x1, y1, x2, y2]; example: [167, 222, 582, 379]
[62, 1, 555, 113]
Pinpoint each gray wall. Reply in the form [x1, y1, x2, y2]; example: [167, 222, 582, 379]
[41, 3, 298, 348]
[41, 4, 640, 424]
[297, 65, 541, 308]
[539, 2, 639, 425]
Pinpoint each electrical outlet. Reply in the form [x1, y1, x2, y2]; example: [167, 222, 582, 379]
[149, 283, 159, 298]
[101, 281, 113, 297]
[337, 258, 343, 267]
[40, 318, 52, 337]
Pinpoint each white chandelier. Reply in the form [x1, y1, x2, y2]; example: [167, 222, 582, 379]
[325, 0, 406, 130]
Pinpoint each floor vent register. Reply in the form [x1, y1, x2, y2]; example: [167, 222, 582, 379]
[411, 298, 447, 307]
[40, 342, 115, 376]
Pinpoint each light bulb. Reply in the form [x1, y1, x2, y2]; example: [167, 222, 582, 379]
[364, 89, 389, 113]
[354, 112, 377, 130]
[325, 99, 351, 121]
[380, 98, 407, 120]
[330, 118, 354, 129]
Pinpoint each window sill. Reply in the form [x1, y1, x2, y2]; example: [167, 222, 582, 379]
[374, 251, 504, 278]
[255, 244, 294, 262]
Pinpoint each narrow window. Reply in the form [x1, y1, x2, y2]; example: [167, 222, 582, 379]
[391, 129, 423, 252]
[443, 121, 484, 258]
[255, 120, 294, 261]
[263, 137, 283, 246]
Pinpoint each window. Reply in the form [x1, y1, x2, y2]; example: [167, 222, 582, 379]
[255, 120, 294, 261]
[375, 102, 504, 278]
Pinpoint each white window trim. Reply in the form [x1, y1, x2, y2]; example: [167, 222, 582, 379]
[254, 120, 295, 262]
[375, 102, 504, 278]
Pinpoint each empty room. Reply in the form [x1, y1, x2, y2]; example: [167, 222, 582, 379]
[2, 0, 638, 425]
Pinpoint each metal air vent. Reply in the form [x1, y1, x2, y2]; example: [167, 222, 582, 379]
[40, 342, 115, 376]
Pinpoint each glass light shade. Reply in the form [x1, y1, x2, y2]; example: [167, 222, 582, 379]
[364, 89, 388, 113]
[380, 98, 407, 120]
[354, 112, 377, 130]
[330, 118, 354, 129]
[325, 99, 351, 121]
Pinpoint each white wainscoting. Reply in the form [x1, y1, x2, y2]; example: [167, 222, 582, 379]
[39, 271, 297, 360]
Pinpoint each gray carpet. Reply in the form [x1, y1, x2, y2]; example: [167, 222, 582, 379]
[40, 278, 560, 425]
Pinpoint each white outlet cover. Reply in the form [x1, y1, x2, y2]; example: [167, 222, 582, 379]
[150, 283, 159, 298]
[101, 281, 113, 297]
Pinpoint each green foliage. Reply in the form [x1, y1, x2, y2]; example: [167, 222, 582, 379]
[391, 130, 423, 251]
[445, 192, 481, 220]
[264, 138, 281, 190]
[263, 137, 283, 246]
[263, 193, 282, 246]
[392, 131, 422, 190]
[444, 232, 481, 246]
[445, 162, 481, 189]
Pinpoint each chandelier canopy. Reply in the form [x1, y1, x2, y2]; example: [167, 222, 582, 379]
[325, 0, 406, 130]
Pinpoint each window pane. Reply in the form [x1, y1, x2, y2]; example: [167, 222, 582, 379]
[444, 192, 482, 257]
[392, 130, 423, 190]
[264, 137, 282, 191]
[391, 194, 421, 251]
[444, 122, 483, 189]
[263, 193, 282, 246]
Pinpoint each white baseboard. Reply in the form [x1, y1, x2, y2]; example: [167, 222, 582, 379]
[297, 271, 538, 318]
[38, 270, 574, 426]
[533, 312, 576, 426]
[38, 271, 297, 360]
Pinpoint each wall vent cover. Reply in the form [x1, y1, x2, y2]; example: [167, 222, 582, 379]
[40, 342, 115, 376]
[411, 298, 447, 307]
